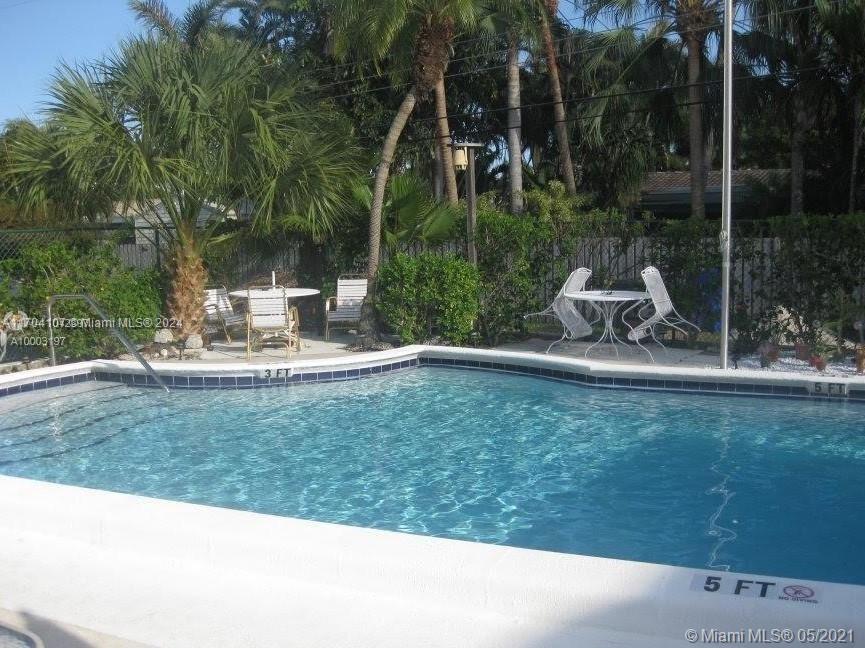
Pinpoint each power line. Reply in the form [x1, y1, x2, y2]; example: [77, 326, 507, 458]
[401, 98, 715, 147]
[306, 0, 774, 85]
[399, 66, 825, 145]
[411, 66, 820, 126]
[315, 1, 837, 102]
[312, 11, 669, 92]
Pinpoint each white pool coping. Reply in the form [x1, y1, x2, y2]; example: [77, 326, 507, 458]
[1, 347, 864, 646]
[1, 345, 864, 394]
[0, 475, 862, 648]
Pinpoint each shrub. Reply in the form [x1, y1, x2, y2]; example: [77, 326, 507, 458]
[377, 253, 479, 345]
[647, 218, 722, 333]
[475, 196, 550, 345]
[474, 187, 641, 345]
[764, 214, 865, 346]
[0, 240, 163, 360]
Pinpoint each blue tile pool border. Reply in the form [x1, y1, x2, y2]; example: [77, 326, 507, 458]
[417, 359, 847, 402]
[0, 355, 862, 404]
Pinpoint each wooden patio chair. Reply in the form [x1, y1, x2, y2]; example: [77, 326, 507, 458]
[246, 286, 300, 360]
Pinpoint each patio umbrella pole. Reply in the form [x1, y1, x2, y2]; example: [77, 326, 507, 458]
[718, 0, 734, 370]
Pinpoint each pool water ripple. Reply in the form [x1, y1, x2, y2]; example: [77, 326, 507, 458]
[0, 367, 862, 584]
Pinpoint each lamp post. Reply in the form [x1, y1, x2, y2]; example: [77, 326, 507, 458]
[452, 141, 483, 266]
[719, 0, 734, 369]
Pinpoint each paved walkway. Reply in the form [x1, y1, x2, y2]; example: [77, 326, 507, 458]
[194, 331, 358, 363]
[183, 331, 718, 369]
[496, 337, 718, 368]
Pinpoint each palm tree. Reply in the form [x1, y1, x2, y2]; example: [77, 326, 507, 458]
[816, 0, 865, 212]
[129, 0, 226, 47]
[2, 35, 361, 337]
[352, 174, 459, 248]
[574, 26, 685, 206]
[743, 0, 825, 216]
[491, 0, 539, 214]
[328, 0, 479, 283]
[428, 20, 461, 205]
[590, 0, 721, 218]
[538, 0, 578, 196]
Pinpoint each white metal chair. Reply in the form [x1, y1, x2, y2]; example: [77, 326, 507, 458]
[203, 286, 245, 343]
[625, 266, 700, 347]
[324, 276, 368, 340]
[246, 286, 300, 360]
[524, 268, 596, 353]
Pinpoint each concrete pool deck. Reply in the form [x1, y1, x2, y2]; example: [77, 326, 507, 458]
[1, 346, 864, 646]
[1, 475, 862, 648]
[0, 608, 152, 648]
[114, 330, 717, 368]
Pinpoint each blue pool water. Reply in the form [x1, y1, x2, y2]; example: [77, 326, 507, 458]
[1, 368, 863, 585]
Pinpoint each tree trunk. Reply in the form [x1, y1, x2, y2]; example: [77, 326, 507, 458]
[686, 35, 705, 219]
[506, 32, 524, 214]
[434, 74, 459, 205]
[790, 88, 807, 217]
[540, 10, 577, 196]
[367, 88, 418, 281]
[360, 87, 418, 341]
[531, 142, 544, 179]
[433, 144, 444, 201]
[849, 92, 863, 214]
[167, 242, 207, 338]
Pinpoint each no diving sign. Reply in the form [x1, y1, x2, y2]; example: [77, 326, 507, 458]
[690, 574, 820, 604]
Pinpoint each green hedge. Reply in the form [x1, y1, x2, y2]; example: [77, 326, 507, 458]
[475, 186, 640, 345]
[0, 240, 162, 361]
[377, 253, 479, 345]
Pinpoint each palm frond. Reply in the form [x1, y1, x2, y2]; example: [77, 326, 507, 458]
[129, 0, 179, 38]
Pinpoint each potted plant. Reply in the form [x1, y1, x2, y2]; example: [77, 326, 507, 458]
[810, 339, 832, 372]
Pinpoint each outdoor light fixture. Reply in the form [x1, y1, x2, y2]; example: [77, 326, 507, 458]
[453, 147, 468, 171]
[450, 141, 483, 266]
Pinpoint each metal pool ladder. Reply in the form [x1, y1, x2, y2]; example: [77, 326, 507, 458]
[46, 294, 170, 393]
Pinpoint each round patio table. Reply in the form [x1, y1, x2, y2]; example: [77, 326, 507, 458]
[229, 287, 320, 299]
[564, 289, 652, 360]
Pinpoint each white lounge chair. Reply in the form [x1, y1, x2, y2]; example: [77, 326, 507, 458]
[625, 266, 700, 346]
[324, 276, 368, 340]
[246, 286, 300, 360]
[203, 286, 245, 343]
[524, 268, 595, 353]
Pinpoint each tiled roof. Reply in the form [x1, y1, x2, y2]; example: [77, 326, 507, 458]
[641, 169, 790, 193]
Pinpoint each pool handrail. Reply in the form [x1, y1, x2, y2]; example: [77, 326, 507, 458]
[46, 293, 170, 393]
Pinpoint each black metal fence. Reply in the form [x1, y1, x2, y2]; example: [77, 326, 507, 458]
[1, 223, 861, 322]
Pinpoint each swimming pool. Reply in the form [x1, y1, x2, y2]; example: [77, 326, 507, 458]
[1, 366, 863, 585]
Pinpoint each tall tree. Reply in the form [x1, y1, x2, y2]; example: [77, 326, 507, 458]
[2, 35, 361, 337]
[744, 0, 824, 216]
[506, 31, 525, 212]
[130, 0, 226, 47]
[538, 0, 578, 196]
[328, 0, 479, 282]
[589, 0, 721, 218]
[429, 20, 461, 205]
[492, 0, 538, 213]
[816, 0, 865, 213]
[574, 25, 685, 206]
